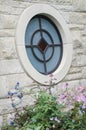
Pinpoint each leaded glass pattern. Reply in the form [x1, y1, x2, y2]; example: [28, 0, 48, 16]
[25, 15, 63, 75]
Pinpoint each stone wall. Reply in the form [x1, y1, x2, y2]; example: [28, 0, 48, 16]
[0, 0, 86, 128]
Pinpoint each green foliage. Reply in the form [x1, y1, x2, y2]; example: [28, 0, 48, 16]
[2, 91, 86, 130]
[25, 91, 64, 130]
[61, 103, 86, 130]
[2, 124, 15, 130]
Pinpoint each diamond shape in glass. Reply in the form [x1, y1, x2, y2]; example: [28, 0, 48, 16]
[38, 38, 48, 52]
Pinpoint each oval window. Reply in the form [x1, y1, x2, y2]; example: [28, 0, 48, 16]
[16, 4, 73, 85]
[25, 15, 63, 75]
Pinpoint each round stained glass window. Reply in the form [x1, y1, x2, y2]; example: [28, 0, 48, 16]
[25, 15, 63, 75]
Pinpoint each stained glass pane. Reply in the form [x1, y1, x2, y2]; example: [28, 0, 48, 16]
[25, 15, 63, 75]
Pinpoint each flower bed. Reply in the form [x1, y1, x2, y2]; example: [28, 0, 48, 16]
[2, 75, 86, 130]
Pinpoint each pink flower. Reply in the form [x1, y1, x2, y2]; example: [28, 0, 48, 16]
[62, 83, 68, 89]
[78, 86, 84, 92]
[57, 94, 67, 104]
[76, 94, 86, 103]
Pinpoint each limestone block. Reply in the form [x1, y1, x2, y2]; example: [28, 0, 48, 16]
[59, 11, 69, 23]
[77, 55, 86, 66]
[69, 67, 81, 74]
[82, 36, 86, 47]
[64, 72, 82, 81]
[83, 48, 86, 55]
[0, 99, 12, 114]
[0, 5, 23, 15]
[0, 37, 17, 60]
[72, 47, 86, 63]
[75, 49, 84, 55]
[72, 55, 86, 67]
[55, 0, 72, 5]
[82, 67, 86, 79]
[5, 73, 33, 90]
[22, 95, 35, 106]
[69, 24, 84, 30]
[69, 24, 84, 43]
[67, 80, 82, 87]
[0, 73, 33, 98]
[81, 25, 86, 37]
[73, 48, 86, 56]
[0, 29, 15, 37]
[0, 76, 8, 97]
[0, 0, 31, 9]
[0, 14, 18, 29]
[73, 0, 86, 11]
[80, 79, 86, 86]
[1, 94, 41, 117]
[0, 59, 23, 75]
[0, 95, 35, 115]
[81, 26, 86, 47]
[54, 4, 73, 12]
[71, 29, 81, 42]
[69, 12, 86, 24]
[0, 116, 3, 128]
[73, 40, 82, 49]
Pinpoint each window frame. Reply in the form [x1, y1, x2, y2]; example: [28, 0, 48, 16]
[16, 4, 73, 85]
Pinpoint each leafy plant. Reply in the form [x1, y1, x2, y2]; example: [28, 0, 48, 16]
[2, 77, 86, 130]
[24, 91, 65, 130]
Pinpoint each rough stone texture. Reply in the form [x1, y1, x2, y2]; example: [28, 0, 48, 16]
[0, 37, 17, 60]
[0, 116, 3, 129]
[0, 76, 8, 98]
[0, 59, 23, 75]
[73, 0, 86, 11]
[0, 29, 15, 37]
[0, 0, 86, 127]
[69, 12, 86, 25]
[0, 4, 24, 15]
[0, 14, 18, 29]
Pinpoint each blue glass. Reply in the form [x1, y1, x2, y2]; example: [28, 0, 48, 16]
[25, 18, 39, 45]
[43, 32, 52, 45]
[33, 32, 41, 45]
[45, 47, 53, 61]
[26, 48, 44, 74]
[34, 48, 43, 61]
[41, 18, 61, 44]
[25, 15, 63, 75]
[46, 47, 61, 73]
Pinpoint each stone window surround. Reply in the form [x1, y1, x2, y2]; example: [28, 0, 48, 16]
[16, 4, 73, 85]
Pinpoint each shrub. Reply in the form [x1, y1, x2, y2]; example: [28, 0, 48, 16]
[2, 77, 86, 130]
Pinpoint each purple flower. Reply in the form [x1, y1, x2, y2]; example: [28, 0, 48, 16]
[58, 94, 67, 100]
[62, 83, 68, 89]
[15, 82, 20, 90]
[11, 103, 16, 108]
[75, 94, 86, 103]
[78, 86, 84, 92]
[8, 91, 13, 97]
[17, 92, 23, 99]
[8, 91, 17, 97]
[10, 121, 14, 126]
